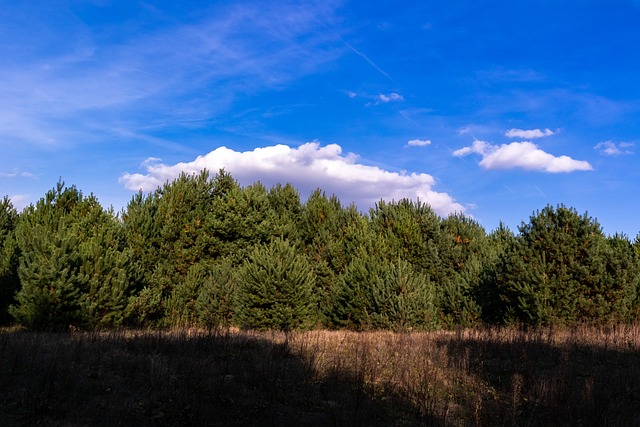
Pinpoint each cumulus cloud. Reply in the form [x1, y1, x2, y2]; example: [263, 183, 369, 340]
[505, 128, 554, 139]
[453, 140, 593, 173]
[120, 142, 465, 215]
[594, 141, 634, 156]
[377, 93, 404, 103]
[406, 139, 432, 147]
[9, 194, 31, 211]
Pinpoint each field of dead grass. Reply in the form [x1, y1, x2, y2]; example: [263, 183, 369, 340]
[1, 324, 639, 426]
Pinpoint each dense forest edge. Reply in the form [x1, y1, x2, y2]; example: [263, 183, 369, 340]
[1, 169, 639, 331]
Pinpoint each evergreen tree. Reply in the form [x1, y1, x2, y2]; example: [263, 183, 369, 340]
[368, 199, 486, 326]
[490, 205, 633, 325]
[590, 234, 640, 321]
[165, 258, 236, 328]
[120, 190, 163, 324]
[195, 258, 236, 328]
[123, 170, 217, 325]
[476, 222, 517, 323]
[267, 182, 302, 241]
[207, 179, 273, 264]
[438, 213, 486, 326]
[300, 190, 350, 326]
[334, 247, 438, 330]
[235, 238, 315, 331]
[10, 182, 132, 329]
[0, 197, 20, 324]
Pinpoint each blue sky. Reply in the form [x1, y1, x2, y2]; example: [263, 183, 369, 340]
[2, 0, 639, 237]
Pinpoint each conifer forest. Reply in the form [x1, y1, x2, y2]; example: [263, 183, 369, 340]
[2, 169, 639, 331]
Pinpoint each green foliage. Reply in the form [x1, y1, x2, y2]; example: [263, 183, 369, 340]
[476, 222, 517, 323]
[235, 238, 315, 331]
[5, 173, 640, 331]
[368, 200, 486, 326]
[334, 242, 439, 330]
[123, 170, 220, 325]
[165, 258, 237, 328]
[595, 234, 640, 321]
[0, 197, 20, 323]
[438, 213, 486, 326]
[489, 205, 637, 325]
[10, 182, 132, 329]
[369, 199, 443, 272]
[267, 182, 302, 240]
[300, 191, 371, 325]
[207, 179, 273, 263]
[195, 258, 236, 328]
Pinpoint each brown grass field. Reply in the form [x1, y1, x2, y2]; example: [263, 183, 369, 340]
[1, 325, 640, 426]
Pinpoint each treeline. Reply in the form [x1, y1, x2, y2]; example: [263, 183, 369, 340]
[1, 170, 639, 330]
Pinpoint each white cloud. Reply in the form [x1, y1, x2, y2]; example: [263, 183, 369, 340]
[0, 169, 35, 178]
[9, 194, 31, 211]
[505, 128, 554, 139]
[454, 140, 593, 173]
[406, 139, 432, 147]
[594, 141, 634, 156]
[378, 93, 404, 103]
[120, 142, 465, 216]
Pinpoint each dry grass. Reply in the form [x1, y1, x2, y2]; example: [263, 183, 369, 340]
[1, 325, 640, 426]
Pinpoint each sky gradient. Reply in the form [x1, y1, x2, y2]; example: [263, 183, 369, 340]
[2, 1, 639, 237]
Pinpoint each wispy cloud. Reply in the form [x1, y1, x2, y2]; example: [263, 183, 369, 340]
[377, 93, 404, 103]
[477, 89, 635, 127]
[0, 169, 36, 178]
[454, 140, 593, 173]
[476, 67, 545, 83]
[505, 128, 554, 139]
[0, 1, 345, 148]
[594, 141, 634, 156]
[406, 139, 432, 147]
[120, 142, 465, 215]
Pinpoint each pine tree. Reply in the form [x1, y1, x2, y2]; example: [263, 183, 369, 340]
[207, 179, 273, 264]
[490, 204, 633, 325]
[195, 258, 236, 328]
[0, 197, 20, 323]
[300, 190, 350, 326]
[267, 182, 302, 241]
[235, 238, 315, 331]
[123, 170, 217, 325]
[438, 213, 487, 326]
[476, 222, 517, 323]
[10, 182, 132, 329]
[334, 248, 438, 330]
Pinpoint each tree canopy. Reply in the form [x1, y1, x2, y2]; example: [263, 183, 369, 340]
[3, 173, 639, 330]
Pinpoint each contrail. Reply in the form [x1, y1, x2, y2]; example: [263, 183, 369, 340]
[343, 41, 399, 85]
[503, 185, 516, 194]
[533, 185, 547, 198]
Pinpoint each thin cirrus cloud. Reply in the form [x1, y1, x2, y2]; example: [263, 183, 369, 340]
[453, 140, 593, 173]
[0, 169, 35, 178]
[0, 1, 345, 148]
[594, 141, 634, 156]
[505, 128, 554, 139]
[119, 142, 465, 216]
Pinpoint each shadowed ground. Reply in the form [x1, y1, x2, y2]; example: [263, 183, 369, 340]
[1, 326, 639, 426]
